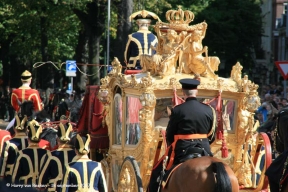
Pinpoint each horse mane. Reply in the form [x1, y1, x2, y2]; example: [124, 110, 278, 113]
[34, 110, 51, 123]
[19, 100, 34, 118]
[40, 128, 58, 149]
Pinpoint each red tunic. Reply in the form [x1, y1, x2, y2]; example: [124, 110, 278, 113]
[38, 139, 52, 150]
[0, 130, 12, 154]
[11, 86, 42, 112]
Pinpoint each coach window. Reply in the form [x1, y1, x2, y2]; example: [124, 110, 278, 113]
[154, 97, 173, 129]
[125, 96, 142, 145]
[114, 93, 122, 145]
[199, 97, 236, 132]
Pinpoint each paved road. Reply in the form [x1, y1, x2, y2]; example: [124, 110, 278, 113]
[0, 119, 9, 130]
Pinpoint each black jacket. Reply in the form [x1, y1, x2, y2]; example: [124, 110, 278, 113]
[166, 97, 215, 160]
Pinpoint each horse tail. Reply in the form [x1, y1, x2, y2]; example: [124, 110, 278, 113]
[211, 162, 232, 192]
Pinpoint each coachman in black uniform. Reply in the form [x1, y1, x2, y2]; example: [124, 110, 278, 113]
[148, 78, 216, 192]
[38, 122, 76, 192]
[0, 115, 28, 183]
[61, 134, 107, 192]
[124, 10, 159, 69]
[166, 78, 215, 165]
[12, 120, 52, 186]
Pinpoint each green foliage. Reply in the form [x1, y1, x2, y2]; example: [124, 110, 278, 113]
[130, 0, 263, 76]
[0, 0, 80, 64]
[0, 0, 264, 82]
[194, 0, 263, 75]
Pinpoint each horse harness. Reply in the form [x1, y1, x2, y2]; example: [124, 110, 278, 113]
[156, 134, 209, 191]
[165, 133, 208, 170]
[274, 108, 288, 153]
[275, 107, 288, 191]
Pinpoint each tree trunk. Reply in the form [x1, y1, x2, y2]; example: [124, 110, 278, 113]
[73, 2, 106, 86]
[114, 0, 133, 66]
[74, 29, 89, 91]
[40, 13, 49, 89]
[88, 34, 101, 85]
[1, 39, 11, 88]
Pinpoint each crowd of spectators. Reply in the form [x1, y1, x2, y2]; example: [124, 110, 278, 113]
[256, 84, 287, 157]
[0, 83, 84, 124]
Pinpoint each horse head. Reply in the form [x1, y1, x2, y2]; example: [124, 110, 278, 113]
[17, 100, 34, 119]
[275, 108, 288, 153]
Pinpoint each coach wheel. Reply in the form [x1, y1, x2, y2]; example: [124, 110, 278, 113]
[118, 156, 143, 192]
[249, 132, 272, 191]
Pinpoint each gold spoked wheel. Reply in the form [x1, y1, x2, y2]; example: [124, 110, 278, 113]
[118, 156, 143, 192]
[249, 132, 272, 191]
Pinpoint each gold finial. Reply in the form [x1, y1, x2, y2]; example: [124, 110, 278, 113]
[166, 7, 194, 24]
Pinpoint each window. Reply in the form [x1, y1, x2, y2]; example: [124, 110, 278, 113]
[114, 93, 122, 145]
[125, 96, 142, 145]
[284, 3, 287, 15]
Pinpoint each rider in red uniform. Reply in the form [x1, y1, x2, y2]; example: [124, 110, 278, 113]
[10, 70, 51, 150]
[11, 70, 43, 113]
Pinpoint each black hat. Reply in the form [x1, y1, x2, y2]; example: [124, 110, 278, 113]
[179, 79, 200, 90]
[129, 10, 160, 22]
[21, 70, 32, 81]
[74, 134, 91, 154]
[57, 122, 73, 142]
[28, 120, 43, 142]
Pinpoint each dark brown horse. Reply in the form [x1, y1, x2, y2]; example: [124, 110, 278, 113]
[161, 156, 239, 192]
[266, 107, 288, 192]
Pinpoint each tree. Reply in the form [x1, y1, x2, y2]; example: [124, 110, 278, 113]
[113, 0, 133, 65]
[0, 0, 80, 88]
[131, 0, 263, 77]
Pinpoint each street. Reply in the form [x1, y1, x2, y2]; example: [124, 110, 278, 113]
[0, 120, 9, 130]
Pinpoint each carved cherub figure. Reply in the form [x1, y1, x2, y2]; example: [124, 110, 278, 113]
[231, 62, 243, 86]
[242, 75, 250, 92]
[111, 57, 122, 75]
[180, 23, 219, 78]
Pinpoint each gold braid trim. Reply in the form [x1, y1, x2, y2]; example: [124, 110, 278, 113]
[207, 105, 216, 139]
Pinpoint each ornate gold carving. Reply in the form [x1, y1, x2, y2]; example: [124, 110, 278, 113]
[166, 6, 194, 24]
[100, 76, 110, 89]
[138, 72, 153, 90]
[118, 159, 138, 191]
[109, 57, 122, 77]
[244, 84, 261, 113]
[139, 7, 220, 79]
[231, 62, 243, 87]
[98, 7, 263, 192]
[98, 89, 109, 104]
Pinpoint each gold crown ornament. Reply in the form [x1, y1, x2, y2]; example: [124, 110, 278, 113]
[165, 6, 194, 24]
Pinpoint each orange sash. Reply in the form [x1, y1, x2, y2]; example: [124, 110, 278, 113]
[166, 134, 207, 170]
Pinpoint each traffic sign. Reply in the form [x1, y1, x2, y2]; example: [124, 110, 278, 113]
[66, 60, 77, 77]
[275, 61, 288, 80]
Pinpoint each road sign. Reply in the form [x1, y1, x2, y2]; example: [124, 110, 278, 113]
[275, 61, 288, 80]
[66, 60, 77, 77]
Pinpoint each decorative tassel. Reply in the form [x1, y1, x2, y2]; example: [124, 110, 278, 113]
[221, 135, 229, 158]
[217, 130, 223, 140]
[216, 92, 223, 140]
[172, 88, 184, 107]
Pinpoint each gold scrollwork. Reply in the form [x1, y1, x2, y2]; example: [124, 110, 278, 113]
[118, 161, 137, 192]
